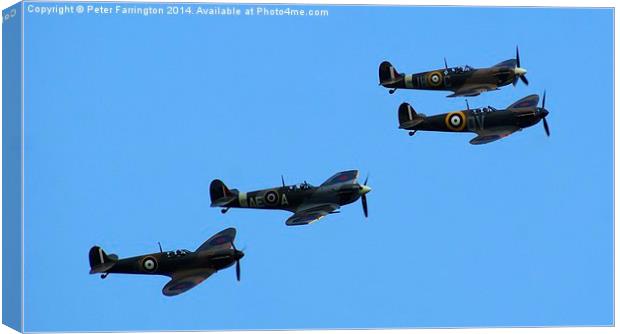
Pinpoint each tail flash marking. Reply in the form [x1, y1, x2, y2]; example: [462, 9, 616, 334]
[239, 192, 248, 207]
[405, 75, 413, 88]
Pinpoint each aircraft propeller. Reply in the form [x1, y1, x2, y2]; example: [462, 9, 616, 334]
[359, 175, 371, 218]
[512, 46, 529, 86]
[540, 91, 550, 137]
[231, 241, 244, 281]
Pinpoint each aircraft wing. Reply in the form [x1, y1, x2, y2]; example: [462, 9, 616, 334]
[469, 127, 519, 145]
[448, 86, 499, 97]
[492, 59, 517, 68]
[320, 170, 359, 187]
[286, 203, 340, 226]
[507, 94, 539, 111]
[195, 227, 236, 253]
[447, 85, 498, 98]
[162, 269, 215, 296]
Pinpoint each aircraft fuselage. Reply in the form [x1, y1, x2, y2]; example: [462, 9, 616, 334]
[224, 183, 363, 212]
[105, 248, 239, 277]
[405, 108, 544, 134]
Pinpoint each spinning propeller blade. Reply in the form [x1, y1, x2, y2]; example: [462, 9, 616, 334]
[361, 175, 370, 218]
[231, 241, 241, 281]
[362, 195, 368, 218]
[521, 75, 529, 85]
[540, 90, 550, 137]
[513, 46, 529, 86]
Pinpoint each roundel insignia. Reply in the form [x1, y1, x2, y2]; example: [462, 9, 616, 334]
[427, 71, 443, 87]
[210, 235, 231, 246]
[444, 111, 467, 131]
[264, 190, 279, 206]
[142, 256, 158, 273]
[338, 174, 352, 181]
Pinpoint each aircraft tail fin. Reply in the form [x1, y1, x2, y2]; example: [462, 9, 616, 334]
[398, 102, 425, 129]
[379, 61, 403, 86]
[210, 179, 238, 207]
[89, 246, 118, 274]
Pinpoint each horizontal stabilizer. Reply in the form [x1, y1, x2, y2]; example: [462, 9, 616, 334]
[210, 196, 237, 208]
[399, 118, 424, 129]
[380, 78, 403, 86]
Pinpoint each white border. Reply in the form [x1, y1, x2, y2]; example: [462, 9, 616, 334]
[0, 1, 616, 334]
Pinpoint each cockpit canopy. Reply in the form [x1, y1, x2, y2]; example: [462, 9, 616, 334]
[445, 65, 475, 74]
[166, 249, 191, 258]
[470, 106, 497, 113]
[288, 181, 315, 191]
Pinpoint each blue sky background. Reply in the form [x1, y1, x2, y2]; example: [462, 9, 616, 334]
[21, 3, 613, 331]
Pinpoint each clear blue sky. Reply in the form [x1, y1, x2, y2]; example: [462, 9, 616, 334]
[21, 3, 612, 331]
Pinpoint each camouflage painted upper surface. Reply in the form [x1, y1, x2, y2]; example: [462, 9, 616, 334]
[379, 47, 529, 97]
[397, 93, 550, 145]
[210, 170, 372, 225]
[88, 228, 244, 296]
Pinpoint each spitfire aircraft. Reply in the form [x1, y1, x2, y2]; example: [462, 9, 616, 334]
[397, 92, 550, 145]
[89, 228, 244, 296]
[210, 170, 371, 226]
[379, 47, 529, 97]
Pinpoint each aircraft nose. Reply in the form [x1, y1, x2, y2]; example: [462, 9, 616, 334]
[360, 185, 372, 195]
[540, 109, 549, 118]
[514, 67, 527, 75]
[236, 250, 244, 260]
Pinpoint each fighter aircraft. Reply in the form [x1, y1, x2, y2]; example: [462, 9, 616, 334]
[88, 227, 244, 296]
[397, 92, 550, 145]
[210, 170, 371, 226]
[379, 47, 529, 97]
